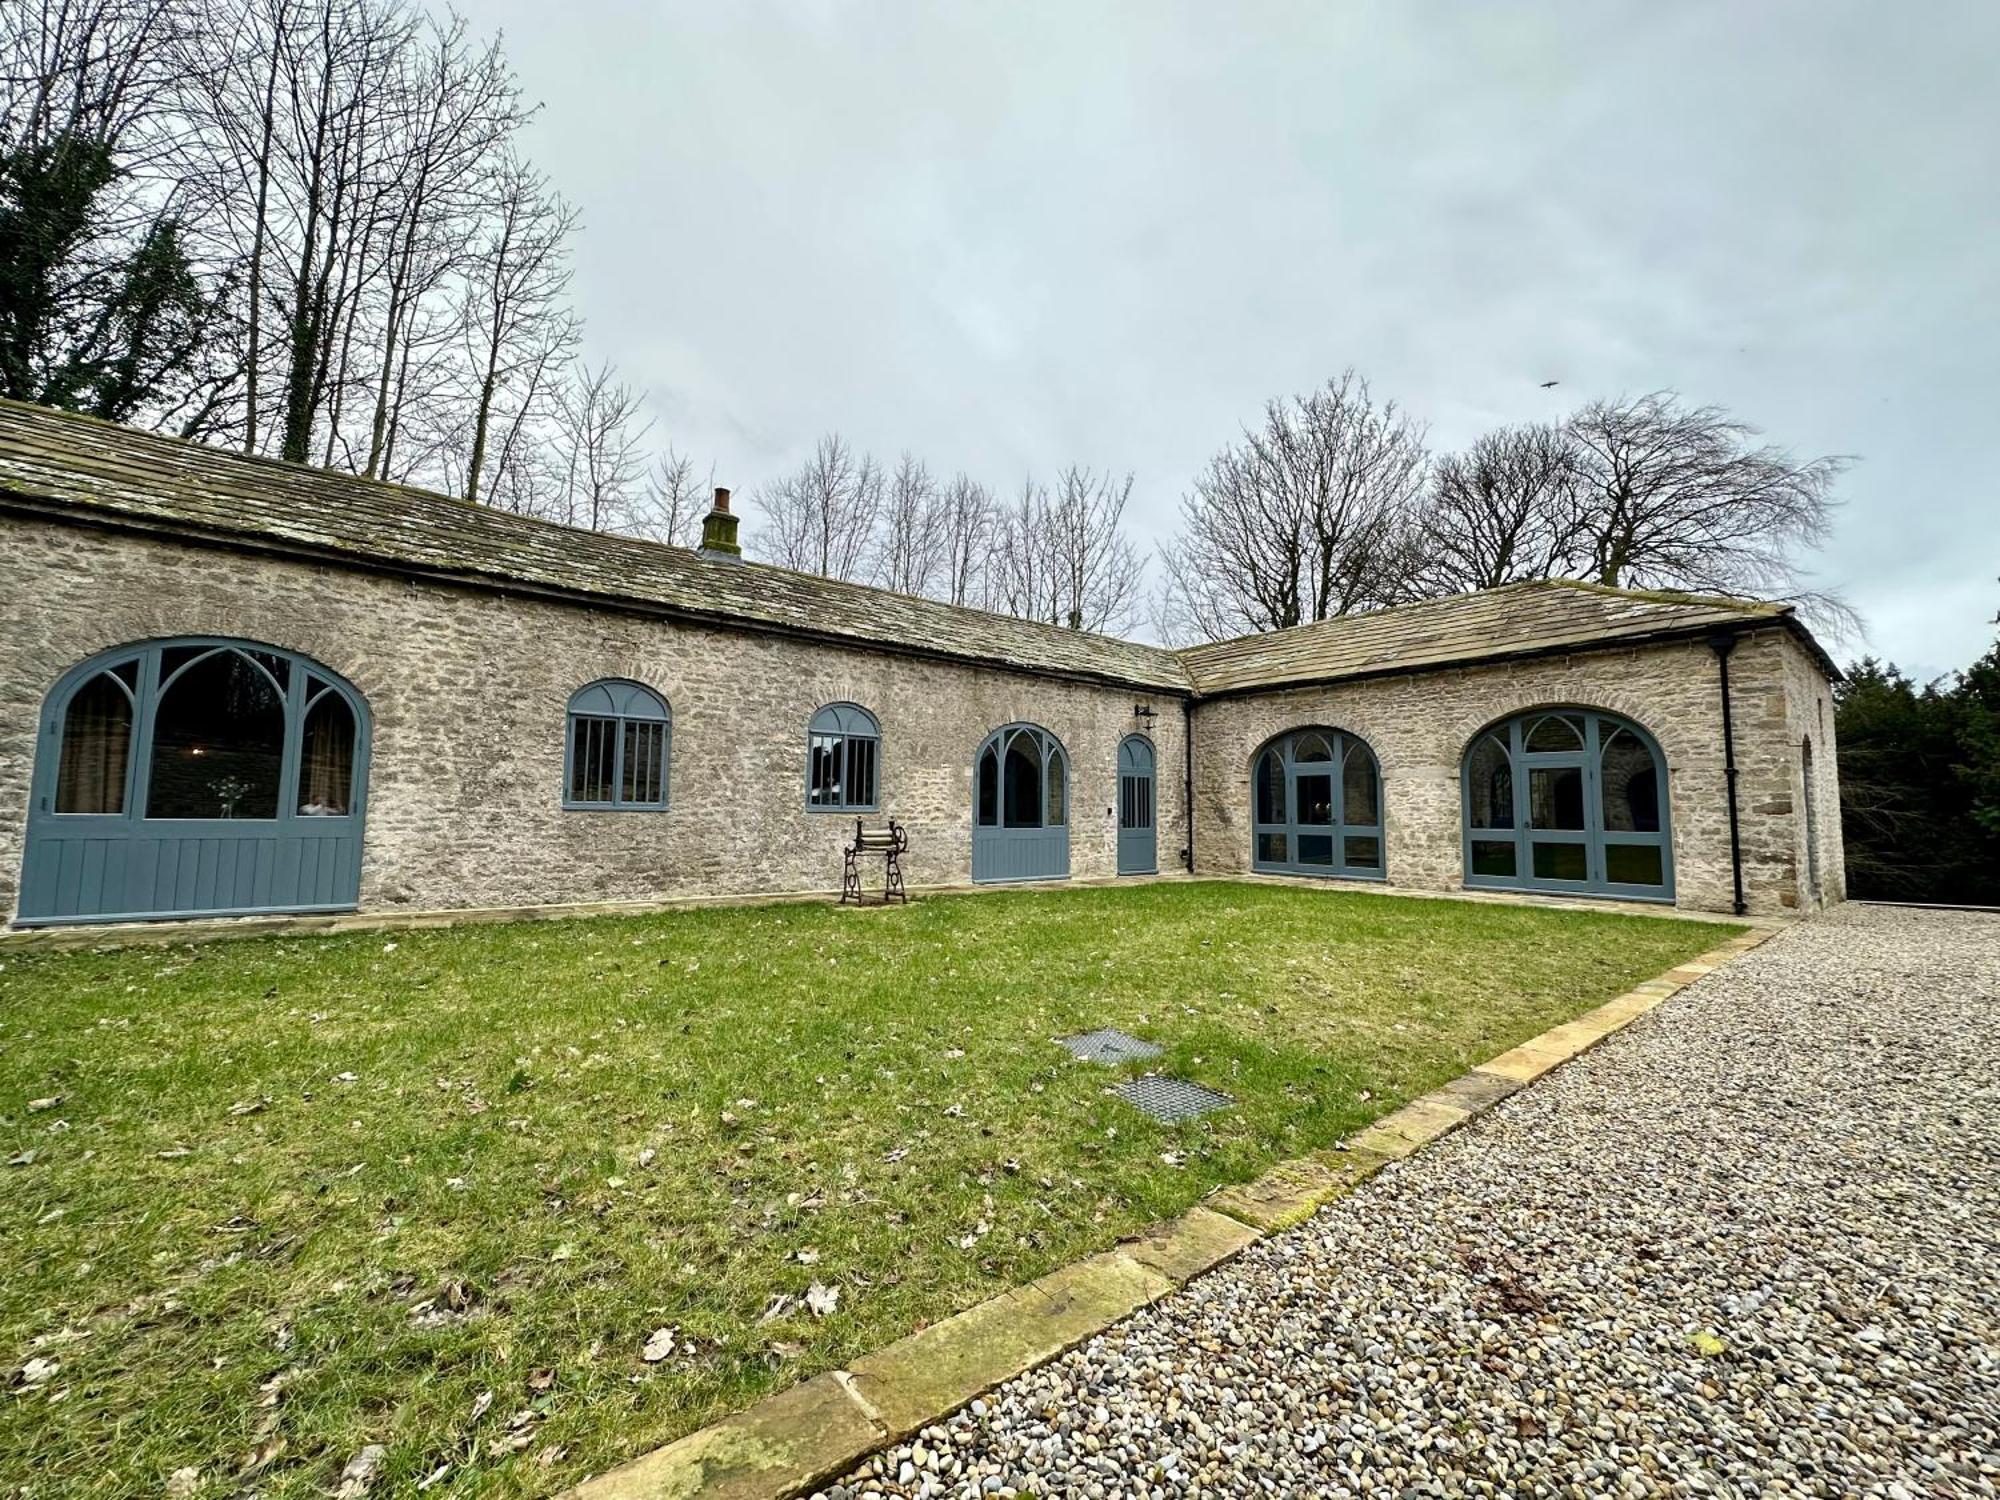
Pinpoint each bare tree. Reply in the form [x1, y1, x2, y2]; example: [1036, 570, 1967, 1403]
[1562, 392, 1847, 601]
[936, 471, 995, 608]
[547, 358, 648, 530]
[991, 466, 1145, 632]
[752, 432, 883, 580]
[626, 443, 710, 547]
[1157, 371, 1428, 643]
[459, 156, 576, 503]
[1414, 422, 1582, 593]
[873, 451, 947, 596]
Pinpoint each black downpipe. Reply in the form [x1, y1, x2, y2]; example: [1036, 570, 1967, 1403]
[1709, 633, 1748, 916]
[1181, 697, 1196, 873]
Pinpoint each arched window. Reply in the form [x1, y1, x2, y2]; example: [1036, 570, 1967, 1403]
[1461, 708, 1672, 898]
[1250, 728, 1384, 879]
[565, 679, 670, 810]
[971, 724, 1070, 882]
[23, 639, 369, 924]
[806, 702, 880, 811]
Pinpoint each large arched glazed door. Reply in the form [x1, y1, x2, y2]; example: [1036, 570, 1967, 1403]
[19, 639, 370, 924]
[1461, 708, 1672, 900]
[972, 724, 1069, 882]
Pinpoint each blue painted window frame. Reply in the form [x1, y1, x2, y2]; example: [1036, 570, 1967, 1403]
[1249, 727, 1386, 880]
[19, 637, 371, 924]
[1460, 708, 1674, 900]
[563, 679, 671, 811]
[32, 638, 371, 826]
[805, 701, 881, 813]
[974, 724, 1068, 831]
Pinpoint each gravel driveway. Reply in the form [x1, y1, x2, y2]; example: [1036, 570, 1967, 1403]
[821, 904, 2000, 1499]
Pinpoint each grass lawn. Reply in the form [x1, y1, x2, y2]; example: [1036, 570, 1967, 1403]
[0, 882, 1731, 1498]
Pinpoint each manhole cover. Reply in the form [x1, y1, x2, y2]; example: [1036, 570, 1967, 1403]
[1057, 1028, 1163, 1065]
[1115, 1075, 1233, 1124]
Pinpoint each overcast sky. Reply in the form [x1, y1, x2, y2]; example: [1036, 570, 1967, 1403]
[458, 0, 1997, 678]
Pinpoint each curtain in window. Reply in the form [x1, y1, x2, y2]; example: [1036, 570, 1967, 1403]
[56, 673, 133, 813]
[298, 694, 355, 814]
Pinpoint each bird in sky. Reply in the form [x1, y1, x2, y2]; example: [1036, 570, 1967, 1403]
[1539, 380, 1560, 389]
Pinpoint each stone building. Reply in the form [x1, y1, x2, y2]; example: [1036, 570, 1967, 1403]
[0, 400, 1843, 928]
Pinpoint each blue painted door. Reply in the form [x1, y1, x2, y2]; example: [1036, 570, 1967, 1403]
[19, 640, 370, 925]
[971, 724, 1070, 882]
[1116, 736, 1156, 875]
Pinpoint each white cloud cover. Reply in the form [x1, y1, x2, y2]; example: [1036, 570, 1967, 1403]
[462, 0, 2000, 677]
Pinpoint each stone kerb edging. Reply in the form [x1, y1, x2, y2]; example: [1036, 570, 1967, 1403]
[562, 924, 1780, 1500]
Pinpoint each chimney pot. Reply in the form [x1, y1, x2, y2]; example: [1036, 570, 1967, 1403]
[699, 484, 743, 560]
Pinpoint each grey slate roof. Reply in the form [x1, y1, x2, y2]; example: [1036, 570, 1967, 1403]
[1176, 579, 1820, 694]
[0, 400, 1188, 692]
[0, 398, 1828, 696]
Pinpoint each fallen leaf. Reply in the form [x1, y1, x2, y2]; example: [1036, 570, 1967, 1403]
[526, 1367, 554, 1392]
[637, 1147, 656, 1168]
[641, 1326, 677, 1362]
[7, 1149, 36, 1167]
[757, 1293, 795, 1324]
[469, 1390, 493, 1422]
[793, 1248, 821, 1266]
[334, 1444, 387, 1498]
[16, 1357, 58, 1388]
[166, 1466, 202, 1498]
[238, 1437, 286, 1477]
[804, 1283, 839, 1318]
[1691, 1330, 1729, 1358]
[227, 1098, 269, 1117]
[416, 1464, 451, 1491]
[26, 1096, 62, 1113]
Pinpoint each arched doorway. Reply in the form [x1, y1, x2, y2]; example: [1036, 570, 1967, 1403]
[1461, 708, 1671, 899]
[1250, 728, 1385, 879]
[20, 639, 370, 924]
[1116, 735, 1156, 876]
[972, 724, 1069, 883]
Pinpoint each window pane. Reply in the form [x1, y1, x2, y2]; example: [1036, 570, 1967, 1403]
[1605, 843, 1665, 887]
[1525, 714, 1583, 752]
[570, 715, 616, 804]
[1531, 841, 1589, 881]
[1528, 766, 1586, 830]
[1342, 743, 1379, 827]
[809, 734, 841, 807]
[297, 692, 355, 815]
[147, 650, 284, 819]
[847, 736, 877, 809]
[1297, 833, 1334, 866]
[623, 720, 664, 805]
[56, 672, 133, 814]
[1003, 736, 1042, 827]
[1045, 749, 1066, 828]
[1255, 832, 1288, 866]
[1466, 736, 1513, 828]
[977, 746, 999, 826]
[1296, 772, 1333, 826]
[1343, 836, 1381, 869]
[1255, 750, 1284, 825]
[1600, 729, 1660, 833]
[1471, 839, 1517, 877]
[1291, 731, 1332, 763]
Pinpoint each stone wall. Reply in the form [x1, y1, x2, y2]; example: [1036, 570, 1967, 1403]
[0, 518, 1187, 921]
[1187, 626, 1822, 916]
[0, 512, 1841, 924]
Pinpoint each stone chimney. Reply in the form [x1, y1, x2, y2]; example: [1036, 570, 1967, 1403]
[699, 486, 742, 560]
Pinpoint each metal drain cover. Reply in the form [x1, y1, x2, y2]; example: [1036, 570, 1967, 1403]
[1057, 1028, 1163, 1065]
[1115, 1075, 1233, 1124]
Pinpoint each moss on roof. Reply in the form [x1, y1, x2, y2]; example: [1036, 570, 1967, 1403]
[0, 398, 1830, 695]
